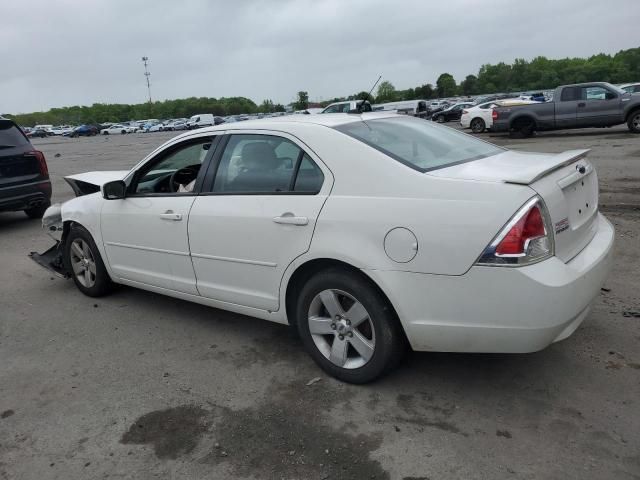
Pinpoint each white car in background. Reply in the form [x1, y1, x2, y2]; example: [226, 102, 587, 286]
[461, 99, 538, 133]
[33, 113, 613, 383]
[100, 124, 136, 135]
[49, 126, 74, 136]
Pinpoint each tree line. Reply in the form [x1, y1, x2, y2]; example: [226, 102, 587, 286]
[7, 47, 639, 126]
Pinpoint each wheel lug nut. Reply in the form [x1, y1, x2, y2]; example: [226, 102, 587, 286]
[338, 334, 344, 340]
[331, 323, 336, 330]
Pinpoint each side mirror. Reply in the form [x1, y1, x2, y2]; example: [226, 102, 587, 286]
[102, 180, 126, 200]
[605, 92, 617, 100]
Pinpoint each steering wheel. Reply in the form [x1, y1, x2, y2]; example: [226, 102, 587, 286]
[169, 166, 199, 192]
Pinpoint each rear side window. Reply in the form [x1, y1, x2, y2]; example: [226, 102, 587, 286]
[211, 134, 324, 194]
[560, 87, 580, 102]
[334, 116, 504, 172]
[0, 121, 30, 148]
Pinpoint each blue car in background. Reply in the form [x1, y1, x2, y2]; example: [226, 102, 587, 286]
[66, 125, 98, 137]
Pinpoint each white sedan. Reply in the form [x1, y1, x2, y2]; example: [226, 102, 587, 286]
[461, 99, 539, 133]
[33, 113, 614, 383]
[100, 124, 136, 135]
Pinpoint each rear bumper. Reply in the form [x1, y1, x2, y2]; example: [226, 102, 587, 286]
[0, 180, 51, 212]
[366, 213, 614, 353]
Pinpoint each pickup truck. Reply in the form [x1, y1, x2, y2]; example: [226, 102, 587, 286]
[492, 82, 640, 136]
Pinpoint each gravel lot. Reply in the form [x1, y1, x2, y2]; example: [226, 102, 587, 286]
[1, 125, 639, 480]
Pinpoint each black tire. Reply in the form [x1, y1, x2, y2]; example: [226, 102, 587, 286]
[103, 131, 109, 135]
[470, 118, 486, 133]
[511, 117, 536, 137]
[64, 224, 115, 297]
[295, 267, 405, 384]
[436, 114, 445, 123]
[24, 202, 50, 219]
[627, 110, 640, 133]
[121, 130, 127, 135]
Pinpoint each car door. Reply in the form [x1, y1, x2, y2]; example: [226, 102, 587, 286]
[101, 135, 219, 294]
[188, 132, 332, 311]
[555, 87, 580, 128]
[576, 85, 622, 127]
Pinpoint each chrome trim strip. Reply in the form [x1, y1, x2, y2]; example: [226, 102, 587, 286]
[190, 252, 277, 268]
[104, 241, 189, 257]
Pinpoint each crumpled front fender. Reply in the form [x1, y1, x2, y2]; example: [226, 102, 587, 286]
[42, 203, 63, 241]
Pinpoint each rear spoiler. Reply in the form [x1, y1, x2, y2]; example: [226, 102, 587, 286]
[503, 149, 590, 185]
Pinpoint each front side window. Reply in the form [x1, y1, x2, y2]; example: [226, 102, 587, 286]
[211, 134, 323, 194]
[133, 139, 212, 194]
[582, 86, 610, 100]
[334, 116, 504, 172]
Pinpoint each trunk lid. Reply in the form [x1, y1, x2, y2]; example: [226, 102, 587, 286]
[430, 149, 599, 263]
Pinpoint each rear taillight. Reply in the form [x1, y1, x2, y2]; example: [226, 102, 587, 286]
[476, 197, 554, 266]
[26, 150, 48, 176]
[492, 110, 498, 120]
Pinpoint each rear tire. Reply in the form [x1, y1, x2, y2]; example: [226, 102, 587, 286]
[510, 117, 536, 138]
[65, 224, 115, 297]
[470, 118, 486, 133]
[295, 268, 405, 384]
[628, 111, 640, 133]
[24, 202, 50, 219]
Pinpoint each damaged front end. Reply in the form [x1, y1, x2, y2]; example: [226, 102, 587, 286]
[29, 204, 70, 278]
[28, 170, 128, 279]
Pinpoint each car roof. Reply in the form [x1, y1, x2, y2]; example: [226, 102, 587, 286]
[179, 112, 402, 135]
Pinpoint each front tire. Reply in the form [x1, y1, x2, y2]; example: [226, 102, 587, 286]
[470, 118, 486, 133]
[295, 268, 405, 384]
[65, 225, 114, 297]
[628, 111, 640, 133]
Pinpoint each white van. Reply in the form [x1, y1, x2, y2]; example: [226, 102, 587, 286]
[187, 114, 215, 129]
[373, 100, 429, 118]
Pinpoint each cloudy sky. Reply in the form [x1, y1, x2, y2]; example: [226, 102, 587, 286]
[1, 0, 638, 113]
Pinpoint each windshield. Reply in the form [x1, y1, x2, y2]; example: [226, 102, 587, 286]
[334, 116, 504, 172]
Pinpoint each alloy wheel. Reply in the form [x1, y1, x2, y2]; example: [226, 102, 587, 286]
[70, 238, 97, 288]
[307, 289, 376, 369]
[634, 113, 640, 130]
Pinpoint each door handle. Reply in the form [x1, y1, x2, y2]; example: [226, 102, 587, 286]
[578, 102, 586, 107]
[160, 210, 182, 221]
[273, 212, 308, 226]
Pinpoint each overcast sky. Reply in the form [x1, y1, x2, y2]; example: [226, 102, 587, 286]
[1, 0, 638, 113]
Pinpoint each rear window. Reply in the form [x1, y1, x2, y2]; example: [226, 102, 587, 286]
[0, 120, 30, 148]
[334, 116, 504, 172]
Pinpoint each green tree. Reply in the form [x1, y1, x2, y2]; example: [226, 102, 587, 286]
[436, 73, 457, 97]
[460, 75, 479, 95]
[376, 81, 397, 102]
[293, 91, 309, 110]
[414, 84, 435, 99]
[258, 99, 275, 113]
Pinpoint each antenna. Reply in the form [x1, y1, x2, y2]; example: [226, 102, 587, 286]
[357, 75, 382, 113]
[141, 56, 152, 103]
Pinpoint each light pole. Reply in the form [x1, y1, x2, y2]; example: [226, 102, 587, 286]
[141, 56, 152, 103]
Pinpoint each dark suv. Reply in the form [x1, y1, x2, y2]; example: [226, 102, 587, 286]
[0, 118, 52, 218]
